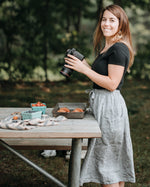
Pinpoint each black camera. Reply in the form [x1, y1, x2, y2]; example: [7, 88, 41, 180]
[60, 48, 85, 77]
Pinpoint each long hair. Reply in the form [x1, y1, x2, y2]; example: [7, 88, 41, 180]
[93, 4, 134, 69]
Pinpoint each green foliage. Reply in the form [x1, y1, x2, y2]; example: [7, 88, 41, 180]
[0, 0, 150, 81]
[130, 0, 150, 10]
[0, 0, 95, 81]
[131, 42, 150, 80]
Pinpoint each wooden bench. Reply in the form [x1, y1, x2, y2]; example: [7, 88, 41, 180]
[0, 138, 88, 150]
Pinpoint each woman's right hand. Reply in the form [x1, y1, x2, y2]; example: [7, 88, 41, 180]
[82, 59, 91, 69]
[64, 54, 91, 74]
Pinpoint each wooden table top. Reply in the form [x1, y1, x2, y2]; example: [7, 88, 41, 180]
[0, 108, 101, 139]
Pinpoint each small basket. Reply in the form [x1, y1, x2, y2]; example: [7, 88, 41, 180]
[21, 110, 42, 120]
[31, 103, 47, 114]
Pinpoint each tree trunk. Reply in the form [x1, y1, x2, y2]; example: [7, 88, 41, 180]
[113, 0, 122, 6]
[96, 0, 104, 21]
[75, 5, 81, 32]
[66, 0, 71, 32]
[42, 0, 50, 82]
[43, 39, 48, 82]
[5, 40, 12, 81]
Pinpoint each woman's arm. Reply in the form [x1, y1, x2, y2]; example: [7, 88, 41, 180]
[83, 64, 124, 91]
[64, 54, 124, 91]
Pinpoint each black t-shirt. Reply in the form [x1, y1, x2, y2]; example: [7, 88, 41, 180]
[92, 42, 129, 90]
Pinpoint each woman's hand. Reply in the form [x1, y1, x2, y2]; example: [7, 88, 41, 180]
[64, 54, 91, 74]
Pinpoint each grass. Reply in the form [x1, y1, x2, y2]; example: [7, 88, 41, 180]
[0, 78, 150, 187]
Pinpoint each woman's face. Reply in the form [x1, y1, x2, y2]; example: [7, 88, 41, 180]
[101, 10, 119, 39]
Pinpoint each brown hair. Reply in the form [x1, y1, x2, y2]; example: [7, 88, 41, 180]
[93, 4, 134, 69]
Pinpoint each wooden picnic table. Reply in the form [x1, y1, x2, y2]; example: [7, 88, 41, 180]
[0, 107, 101, 187]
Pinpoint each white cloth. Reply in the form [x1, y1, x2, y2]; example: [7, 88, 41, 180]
[0, 115, 66, 130]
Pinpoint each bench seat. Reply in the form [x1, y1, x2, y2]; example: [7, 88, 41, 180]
[0, 138, 88, 150]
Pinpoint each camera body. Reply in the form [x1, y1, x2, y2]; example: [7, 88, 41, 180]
[60, 48, 84, 77]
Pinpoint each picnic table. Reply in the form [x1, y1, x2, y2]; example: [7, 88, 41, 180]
[0, 107, 101, 187]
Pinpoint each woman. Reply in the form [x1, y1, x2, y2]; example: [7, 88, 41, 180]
[64, 4, 135, 187]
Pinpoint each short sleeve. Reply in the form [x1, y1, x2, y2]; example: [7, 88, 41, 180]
[108, 43, 129, 67]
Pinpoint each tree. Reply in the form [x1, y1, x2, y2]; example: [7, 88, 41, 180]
[0, 0, 20, 80]
[0, 0, 150, 81]
[112, 0, 150, 9]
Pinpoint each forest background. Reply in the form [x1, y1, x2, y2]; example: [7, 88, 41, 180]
[0, 0, 150, 82]
[0, 0, 150, 187]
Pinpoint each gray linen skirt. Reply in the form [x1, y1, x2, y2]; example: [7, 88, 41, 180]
[80, 89, 135, 185]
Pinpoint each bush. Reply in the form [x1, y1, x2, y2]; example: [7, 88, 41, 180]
[131, 42, 150, 80]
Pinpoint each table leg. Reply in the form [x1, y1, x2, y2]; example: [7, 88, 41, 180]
[68, 138, 82, 187]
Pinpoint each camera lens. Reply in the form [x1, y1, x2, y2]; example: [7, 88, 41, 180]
[60, 66, 73, 77]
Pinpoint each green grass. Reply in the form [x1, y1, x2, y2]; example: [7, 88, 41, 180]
[0, 78, 150, 186]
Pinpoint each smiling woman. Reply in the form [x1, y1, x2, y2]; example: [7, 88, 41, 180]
[64, 4, 136, 187]
[101, 10, 119, 40]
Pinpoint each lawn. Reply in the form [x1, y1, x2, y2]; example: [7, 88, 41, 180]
[0, 78, 150, 187]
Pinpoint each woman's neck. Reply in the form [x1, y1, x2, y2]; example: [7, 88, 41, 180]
[105, 37, 115, 48]
[100, 37, 123, 54]
[100, 40, 114, 54]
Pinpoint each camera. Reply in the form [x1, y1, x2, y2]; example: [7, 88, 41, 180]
[60, 48, 85, 77]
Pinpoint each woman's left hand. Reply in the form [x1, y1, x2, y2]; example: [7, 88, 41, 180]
[64, 54, 90, 74]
